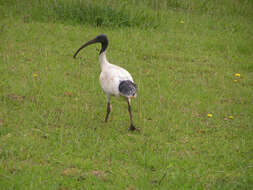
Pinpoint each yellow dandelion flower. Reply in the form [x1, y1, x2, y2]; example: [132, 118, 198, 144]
[233, 79, 238, 83]
[207, 113, 213, 118]
[228, 116, 233, 119]
[180, 20, 184, 24]
[33, 73, 38, 78]
[235, 73, 240, 77]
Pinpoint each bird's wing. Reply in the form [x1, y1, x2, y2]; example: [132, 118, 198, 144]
[109, 64, 133, 81]
[99, 64, 134, 96]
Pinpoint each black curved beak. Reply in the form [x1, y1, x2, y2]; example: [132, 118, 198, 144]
[73, 38, 99, 58]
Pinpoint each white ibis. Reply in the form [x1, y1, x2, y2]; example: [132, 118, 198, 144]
[73, 34, 137, 131]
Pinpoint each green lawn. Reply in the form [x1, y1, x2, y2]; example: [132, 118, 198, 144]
[0, 0, 253, 189]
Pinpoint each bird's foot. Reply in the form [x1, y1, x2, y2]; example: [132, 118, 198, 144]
[129, 124, 140, 132]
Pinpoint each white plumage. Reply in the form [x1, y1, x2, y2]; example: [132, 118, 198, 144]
[73, 34, 137, 131]
[99, 52, 135, 97]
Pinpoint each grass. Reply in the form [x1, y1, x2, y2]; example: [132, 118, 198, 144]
[0, 0, 253, 189]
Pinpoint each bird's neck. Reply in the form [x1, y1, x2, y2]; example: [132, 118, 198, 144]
[99, 51, 109, 70]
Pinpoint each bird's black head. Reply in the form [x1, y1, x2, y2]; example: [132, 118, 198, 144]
[95, 34, 108, 44]
[95, 34, 108, 54]
[73, 34, 109, 58]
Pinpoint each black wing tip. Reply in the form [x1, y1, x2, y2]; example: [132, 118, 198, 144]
[119, 80, 137, 97]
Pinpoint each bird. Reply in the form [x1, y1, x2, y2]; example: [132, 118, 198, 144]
[73, 34, 138, 131]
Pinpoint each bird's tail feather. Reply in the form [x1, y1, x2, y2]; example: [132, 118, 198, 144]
[119, 80, 137, 98]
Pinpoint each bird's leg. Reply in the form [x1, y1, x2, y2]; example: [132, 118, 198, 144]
[127, 98, 136, 131]
[105, 102, 111, 122]
[105, 96, 111, 122]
